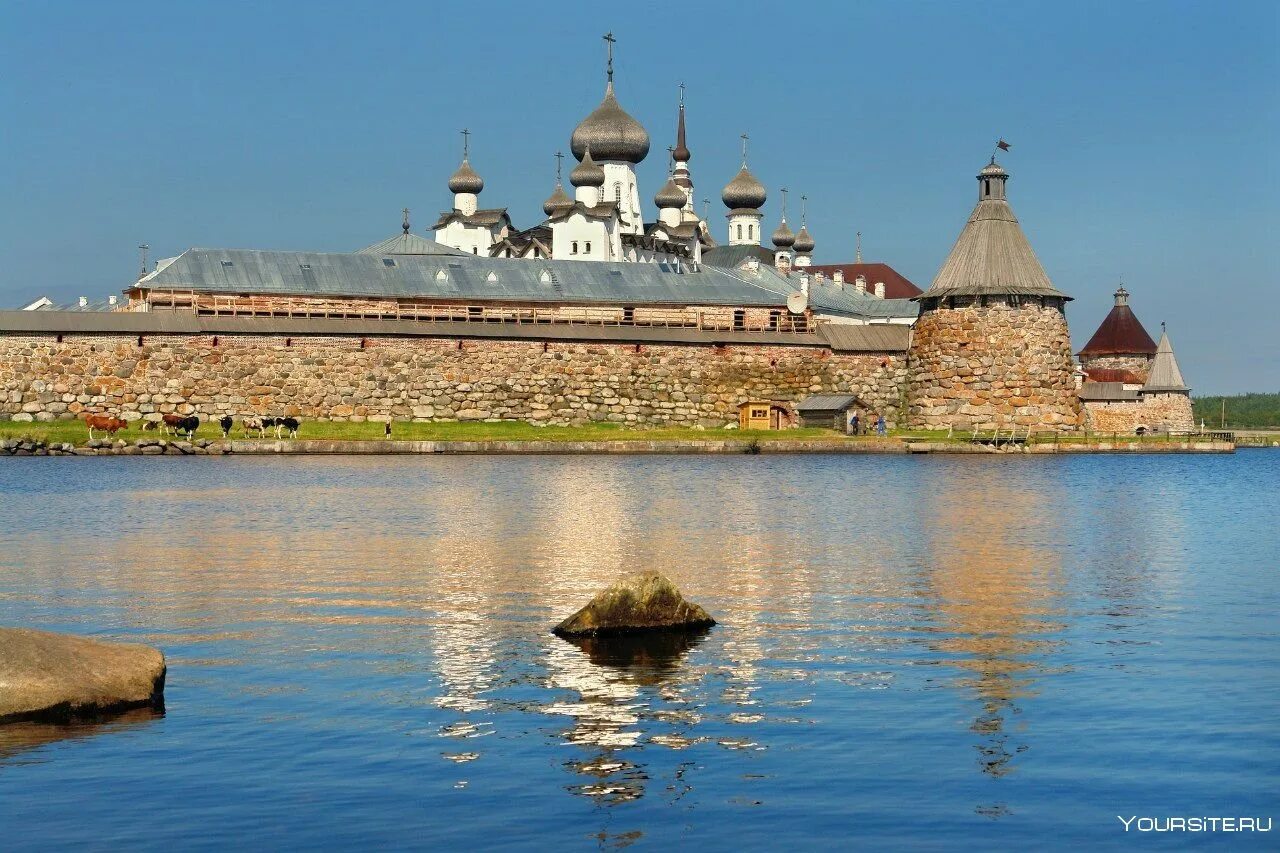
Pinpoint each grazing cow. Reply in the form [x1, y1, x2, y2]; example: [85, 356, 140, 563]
[242, 416, 266, 438]
[219, 415, 233, 438]
[160, 413, 185, 436]
[83, 413, 127, 440]
[141, 420, 160, 431]
[174, 416, 199, 439]
[280, 417, 300, 439]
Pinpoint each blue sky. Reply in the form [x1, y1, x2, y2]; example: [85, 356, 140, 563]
[1, 0, 1276, 393]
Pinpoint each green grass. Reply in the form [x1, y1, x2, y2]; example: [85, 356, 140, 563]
[0, 418, 870, 445]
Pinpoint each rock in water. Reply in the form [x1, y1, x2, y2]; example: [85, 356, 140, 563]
[553, 571, 716, 637]
[0, 627, 166, 723]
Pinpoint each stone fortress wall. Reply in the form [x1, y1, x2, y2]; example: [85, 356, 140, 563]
[0, 332, 908, 428]
[907, 301, 1084, 431]
[1079, 353, 1152, 383]
[1083, 394, 1195, 435]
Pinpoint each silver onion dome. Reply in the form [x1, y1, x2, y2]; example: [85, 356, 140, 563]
[570, 147, 606, 188]
[543, 183, 574, 216]
[980, 158, 1008, 177]
[721, 165, 766, 210]
[570, 83, 650, 164]
[793, 225, 815, 253]
[654, 176, 686, 209]
[772, 220, 795, 249]
[448, 159, 484, 194]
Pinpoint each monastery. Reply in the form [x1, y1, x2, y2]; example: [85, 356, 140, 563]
[1, 39, 1194, 435]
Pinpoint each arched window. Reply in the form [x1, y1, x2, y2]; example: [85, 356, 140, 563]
[585, 241, 592, 254]
[736, 224, 743, 240]
[571, 241, 579, 255]
[472, 246, 478, 255]
[614, 182, 622, 202]
[748, 223, 754, 240]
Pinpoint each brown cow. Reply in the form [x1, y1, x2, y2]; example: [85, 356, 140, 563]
[160, 413, 185, 436]
[83, 413, 127, 440]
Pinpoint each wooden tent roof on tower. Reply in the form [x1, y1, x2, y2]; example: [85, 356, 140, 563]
[918, 158, 1069, 300]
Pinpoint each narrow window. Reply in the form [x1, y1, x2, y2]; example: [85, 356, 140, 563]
[571, 241, 578, 255]
[733, 309, 745, 331]
[614, 182, 622, 202]
[748, 224, 754, 240]
[736, 224, 743, 240]
[472, 247, 478, 255]
[584, 241, 591, 254]
[623, 306, 635, 324]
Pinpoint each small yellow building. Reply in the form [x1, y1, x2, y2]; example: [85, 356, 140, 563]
[738, 400, 791, 430]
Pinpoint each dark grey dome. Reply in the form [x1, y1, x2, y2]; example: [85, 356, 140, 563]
[448, 159, 484, 194]
[654, 177, 686, 209]
[772, 220, 795, 249]
[793, 225, 815, 253]
[570, 148, 606, 188]
[543, 183, 574, 216]
[722, 165, 766, 210]
[570, 83, 650, 164]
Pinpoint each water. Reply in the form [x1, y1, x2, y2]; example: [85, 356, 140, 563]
[0, 453, 1277, 849]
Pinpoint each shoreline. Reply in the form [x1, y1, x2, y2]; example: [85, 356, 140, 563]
[0, 436, 1238, 456]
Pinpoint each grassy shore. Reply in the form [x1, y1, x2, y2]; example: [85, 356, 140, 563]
[0, 419, 859, 445]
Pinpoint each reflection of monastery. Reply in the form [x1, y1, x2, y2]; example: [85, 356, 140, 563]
[4, 37, 1194, 433]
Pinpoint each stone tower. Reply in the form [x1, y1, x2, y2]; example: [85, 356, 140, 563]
[908, 158, 1083, 431]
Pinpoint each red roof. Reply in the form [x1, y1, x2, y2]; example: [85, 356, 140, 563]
[800, 262, 923, 299]
[1084, 367, 1143, 384]
[1078, 304, 1158, 356]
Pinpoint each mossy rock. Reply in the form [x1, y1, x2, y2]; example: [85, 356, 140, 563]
[553, 571, 716, 637]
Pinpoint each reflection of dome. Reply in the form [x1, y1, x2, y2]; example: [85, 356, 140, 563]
[793, 225, 815, 253]
[543, 183, 573, 216]
[654, 177, 685, 210]
[721, 165, 766, 210]
[448, 159, 484, 194]
[570, 83, 650, 164]
[772, 220, 795, 249]
[570, 148, 606, 188]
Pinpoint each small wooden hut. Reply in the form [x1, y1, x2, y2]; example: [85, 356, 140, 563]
[738, 400, 792, 430]
[796, 394, 861, 430]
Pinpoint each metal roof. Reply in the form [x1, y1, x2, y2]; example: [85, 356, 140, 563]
[1079, 302, 1157, 356]
[796, 394, 859, 411]
[356, 232, 464, 256]
[138, 249, 799, 308]
[702, 244, 775, 269]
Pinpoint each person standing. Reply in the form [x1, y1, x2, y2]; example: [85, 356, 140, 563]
[850, 411, 860, 436]
[384, 420, 392, 440]
[876, 414, 886, 437]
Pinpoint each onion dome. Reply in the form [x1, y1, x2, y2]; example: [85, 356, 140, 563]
[793, 225, 815, 254]
[448, 159, 484, 194]
[570, 83, 650, 164]
[543, 183, 574, 216]
[772, 220, 795, 249]
[570, 147, 606, 187]
[672, 102, 691, 163]
[654, 176, 686, 210]
[980, 157, 1009, 177]
[721, 165, 766, 210]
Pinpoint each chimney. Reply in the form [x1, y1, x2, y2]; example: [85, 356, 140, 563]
[78, 296, 88, 309]
[874, 281, 885, 299]
[776, 254, 792, 275]
[833, 269, 844, 287]
[108, 295, 118, 306]
[746, 256, 760, 272]
[855, 275, 867, 295]
[814, 272, 825, 284]
[800, 273, 810, 297]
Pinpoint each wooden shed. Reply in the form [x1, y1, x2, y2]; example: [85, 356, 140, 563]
[796, 394, 861, 430]
[738, 400, 791, 430]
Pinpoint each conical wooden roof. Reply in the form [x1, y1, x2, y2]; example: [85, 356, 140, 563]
[1142, 330, 1189, 392]
[920, 160, 1068, 300]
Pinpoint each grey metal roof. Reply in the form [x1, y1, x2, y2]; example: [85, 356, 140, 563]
[1142, 330, 1189, 392]
[796, 394, 859, 411]
[137, 248, 801, 308]
[356, 232, 463, 256]
[0, 310, 825, 348]
[1079, 381, 1140, 401]
[702, 244, 775, 269]
[815, 323, 911, 352]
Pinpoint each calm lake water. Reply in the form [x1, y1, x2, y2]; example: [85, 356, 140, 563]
[1, 453, 1277, 849]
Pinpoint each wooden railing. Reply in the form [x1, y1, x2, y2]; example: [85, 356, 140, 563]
[138, 290, 812, 334]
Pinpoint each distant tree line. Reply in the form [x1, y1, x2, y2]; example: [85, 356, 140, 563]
[1192, 392, 1280, 429]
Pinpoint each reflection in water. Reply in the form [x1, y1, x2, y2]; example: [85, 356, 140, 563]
[0, 707, 164, 764]
[918, 463, 1067, 793]
[545, 629, 711, 806]
[0, 454, 1242, 850]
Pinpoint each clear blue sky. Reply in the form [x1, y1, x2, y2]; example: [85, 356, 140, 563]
[2, 0, 1276, 393]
